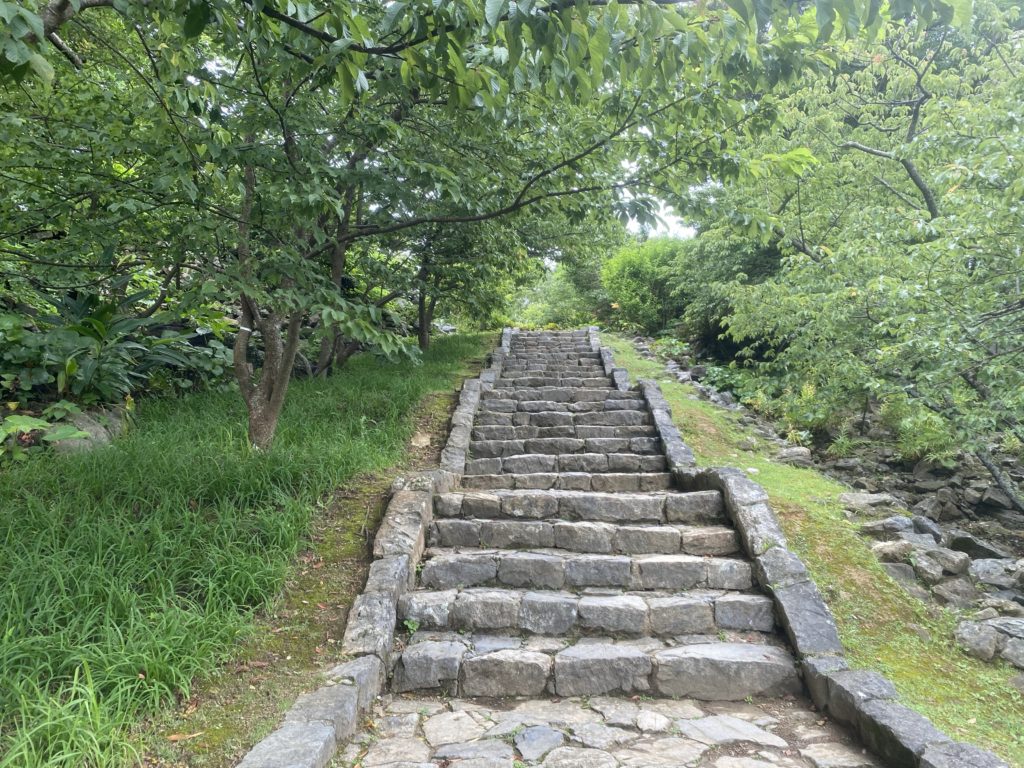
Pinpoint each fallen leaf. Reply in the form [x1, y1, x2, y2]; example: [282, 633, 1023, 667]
[411, 432, 430, 447]
[167, 732, 203, 742]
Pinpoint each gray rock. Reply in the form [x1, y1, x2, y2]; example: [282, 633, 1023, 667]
[801, 656, 849, 711]
[452, 589, 521, 630]
[574, 721, 636, 749]
[969, 559, 1016, 589]
[653, 643, 799, 700]
[423, 710, 486, 746]
[364, 555, 413, 599]
[400, 590, 456, 629]
[554, 644, 652, 695]
[987, 617, 1024, 638]
[771, 579, 843, 656]
[564, 554, 631, 587]
[955, 621, 1002, 662]
[681, 526, 739, 556]
[677, 714, 787, 747]
[460, 649, 551, 696]
[521, 591, 578, 634]
[577, 595, 648, 633]
[614, 525, 681, 554]
[776, 446, 813, 466]
[881, 562, 917, 584]
[949, 532, 1011, 560]
[730, 501, 788, 555]
[632, 554, 705, 589]
[664, 491, 724, 523]
[341, 593, 396, 662]
[840, 492, 901, 511]
[647, 596, 715, 635]
[1001, 637, 1024, 668]
[421, 554, 497, 589]
[434, 739, 514, 761]
[826, 670, 897, 725]
[393, 640, 466, 692]
[754, 547, 809, 589]
[912, 515, 944, 541]
[541, 746, 618, 768]
[707, 558, 753, 589]
[553, 521, 615, 553]
[855, 699, 950, 766]
[912, 553, 945, 585]
[237, 721, 335, 768]
[498, 552, 565, 589]
[919, 741, 1010, 768]
[715, 594, 775, 632]
[612, 736, 709, 765]
[435, 520, 482, 547]
[871, 540, 914, 563]
[324, 655, 385, 708]
[285, 683, 358, 740]
[932, 576, 979, 608]
[928, 547, 971, 575]
[800, 742, 879, 767]
[515, 726, 566, 761]
[481, 520, 554, 548]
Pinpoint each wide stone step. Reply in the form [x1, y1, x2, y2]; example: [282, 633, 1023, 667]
[501, 364, 605, 372]
[473, 410, 653, 428]
[479, 399, 642, 415]
[469, 437, 661, 458]
[436, 489, 725, 525]
[429, 520, 739, 556]
[419, 549, 754, 592]
[480, 387, 630, 403]
[461, 472, 673, 492]
[471, 424, 659, 440]
[494, 377, 613, 388]
[393, 634, 799, 699]
[399, 585, 773, 637]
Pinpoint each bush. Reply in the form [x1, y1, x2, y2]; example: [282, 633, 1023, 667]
[601, 238, 686, 333]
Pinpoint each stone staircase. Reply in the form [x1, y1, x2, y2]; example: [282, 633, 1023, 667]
[391, 329, 801, 701]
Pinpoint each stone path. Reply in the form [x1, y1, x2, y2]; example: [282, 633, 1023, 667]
[371, 330, 869, 766]
[337, 693, 880, 767]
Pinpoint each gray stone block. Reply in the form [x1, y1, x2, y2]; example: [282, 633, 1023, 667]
[564, 554, 631, 587]
[664, 491, 724, 523]
[498, 552, 566, 589]
[399, 590, 457, 629]
[653, 643, 800, 700]
[485, 519, 555, 548]
[578, 595, 648, 634]
[364, 555, 413, 600]
[754, 546, 809, 589]
[562, 493, 663, 523]
[559, 453, 610, 472]
[285, 683, 359, 741]
[715, 594, 775, 631]
[451, 589, 521, 630]
[436, 494, 464, 518]
[856, 699, 950, 766]
[647, 596, 715, 635]
[553, 521, 615, 553]
[554, 644, 652, 696]
[706, 559, 753, 590]
[465, 458, 502, 475]
[502, 493, 558, 519]
[435, 520, 481, 547]
[393, 640, 467, 692]
[421, 554, 497, 589]
[592, 473, 641, 492]
[614, 525, 680, 554]
[460, 650, 552, 697]
[772, 579, 844, 657]
[801, 655, 848, 711]
[521, 591, 578, 634]
[826, 669, 898, 725]
[324, 655, 385, 709]
[237, 721, 335, 768]
[341, 593, 396, 662]
[680, 526, 739, 556]
[462, 492, 503, 518]
[632, 555, 705, 589]
[730, 502, 788, 556]
[504, 454, 558, 473]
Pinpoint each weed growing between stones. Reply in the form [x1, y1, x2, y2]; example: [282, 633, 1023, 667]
[0, 333, 492, 767]
[605, 335, 1024, 765]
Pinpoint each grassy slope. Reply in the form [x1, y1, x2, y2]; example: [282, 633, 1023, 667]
[605, 335, 1024, 766]
[0, 333, 492, 768]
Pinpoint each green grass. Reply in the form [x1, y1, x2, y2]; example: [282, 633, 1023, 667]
[605, 335, 1024, 766]
[0, 333, 492, 768]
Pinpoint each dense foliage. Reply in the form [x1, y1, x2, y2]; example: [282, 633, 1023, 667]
[526, 0, 1023, 503]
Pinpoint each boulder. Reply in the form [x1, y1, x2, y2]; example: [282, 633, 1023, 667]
[954, 621, 1002, 662]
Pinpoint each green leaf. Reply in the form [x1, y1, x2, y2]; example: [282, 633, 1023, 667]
[485, 0, 508, 28]
[183, 2, 211, 37]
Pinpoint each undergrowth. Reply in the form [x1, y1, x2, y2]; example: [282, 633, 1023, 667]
[605, 334, 1024, 766]
[0, 333, 491, 767]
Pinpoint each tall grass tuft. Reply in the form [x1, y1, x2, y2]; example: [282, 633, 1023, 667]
[0, 333, 490, 767]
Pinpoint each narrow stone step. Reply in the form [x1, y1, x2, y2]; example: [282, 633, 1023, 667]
[473, 410, 653, 428]
[429, 520, 739, 556]
[469, 437, 661, 458]
[399, 584, 772, 636]
[494, 377, 613, 388]
[480, 387, 632, 403]
[393, 634, 799, 699]
[471, 424, 659, 440]
[461, 472, 673, 492]
[435, 489, 725, 525]
[479, 399, 643, 415]
[419, 549, 755, 593]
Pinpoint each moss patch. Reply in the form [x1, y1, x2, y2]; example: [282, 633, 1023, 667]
[605, 334, 1024, 765]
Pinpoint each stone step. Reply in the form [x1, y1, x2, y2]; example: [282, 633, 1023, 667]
[500, 364, 606, 372]
[473, 410, 652, 428]
[460, 472, 673, 492]
[469, 437, 661, 458]
[436, 489, 725, 525]
[480, 387, 631, 403]
[494, 377, 613, 388]
[471, 424, 659, 440]
[479, 399, 643, 415]
[393, 635, 800, 700]
[399, 586, 773, 636]
[419, 549, 754, 592]
[429, 520, 739, 556]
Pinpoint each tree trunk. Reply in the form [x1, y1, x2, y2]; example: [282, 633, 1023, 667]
[975, 448, 1024, 513]
[418, 285, 430, 350]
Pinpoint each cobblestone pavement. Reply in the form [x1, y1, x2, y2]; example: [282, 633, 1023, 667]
[336, 692, 882, 768]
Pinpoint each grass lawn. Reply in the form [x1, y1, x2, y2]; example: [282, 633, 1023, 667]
[605, 335, 1024, 766]
[0, 333, 492, 768]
